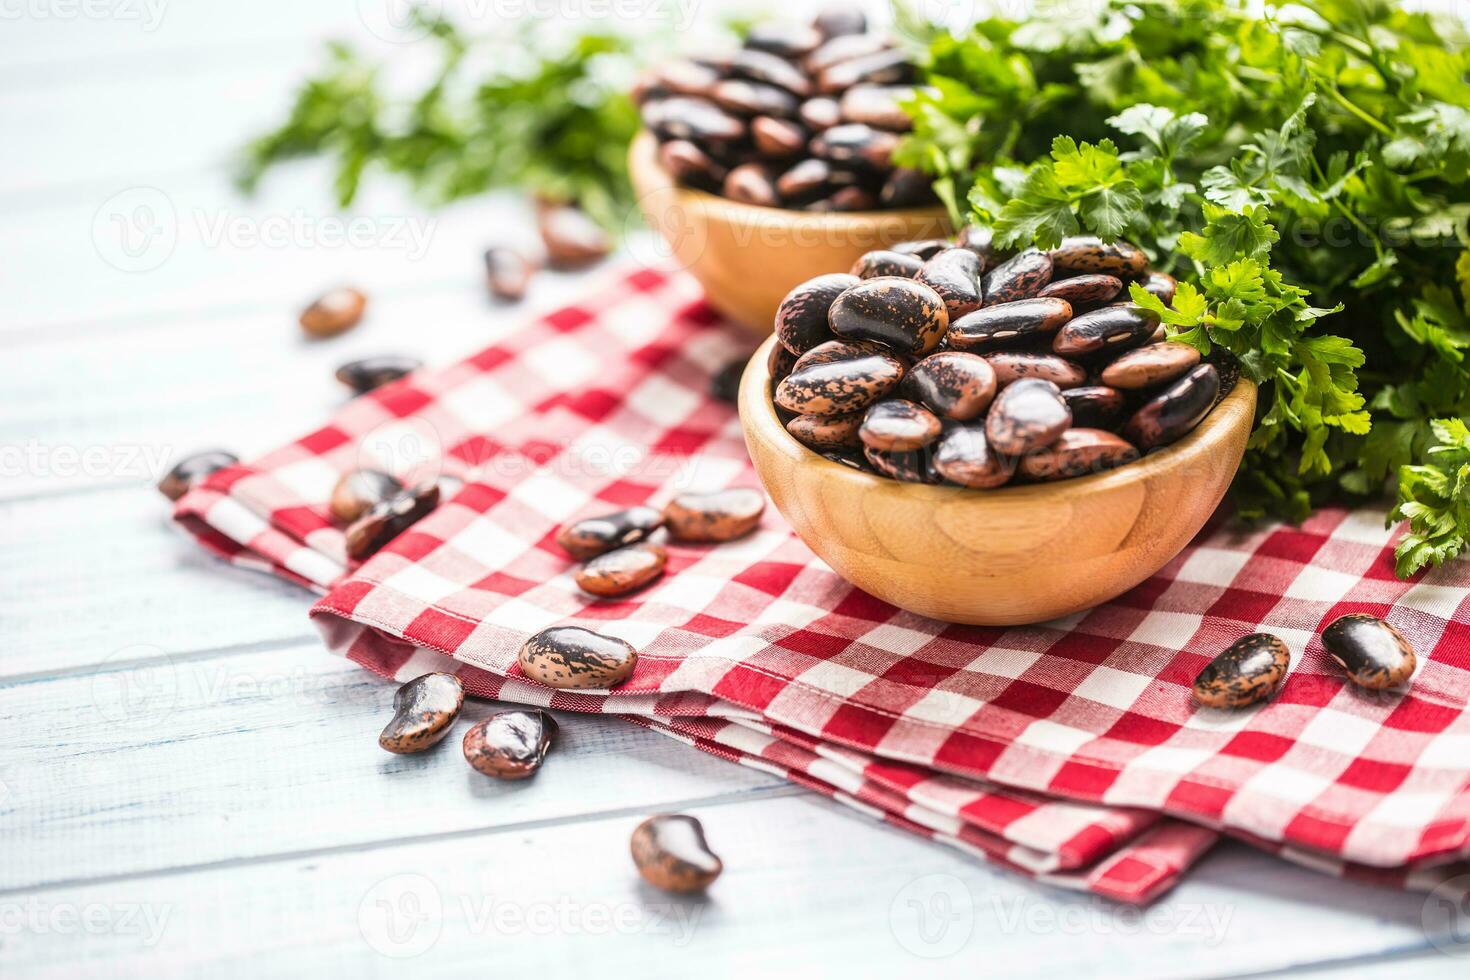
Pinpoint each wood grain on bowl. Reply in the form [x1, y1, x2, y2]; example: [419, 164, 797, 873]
[739, 335, 1257, 625]
[630, 131, 951, 333]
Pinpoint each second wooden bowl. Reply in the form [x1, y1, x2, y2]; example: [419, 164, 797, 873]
[628, 131, 951, 333]
[740, 335, 1258, 625]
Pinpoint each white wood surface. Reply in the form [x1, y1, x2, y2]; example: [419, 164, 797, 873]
[3, 2, 1466, 976]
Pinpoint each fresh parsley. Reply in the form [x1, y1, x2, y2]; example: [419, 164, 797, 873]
[897, 0, 1470, 574]
[237, 13, 643, 229]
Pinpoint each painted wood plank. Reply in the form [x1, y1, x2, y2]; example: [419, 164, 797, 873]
[0, 246, 628, 498]
[0, 793, 1450, 980]
[0, 486, 312, 678]
[0, 55, 310, 200]
[0, 168, 541, 333]
[0, 642, 788, 893]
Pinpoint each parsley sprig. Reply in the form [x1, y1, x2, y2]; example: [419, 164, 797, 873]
[897, 0, 1470, 576]
[237, 13, 643, 228]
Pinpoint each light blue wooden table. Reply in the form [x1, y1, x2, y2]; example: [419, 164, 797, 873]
[2, 2, 1466, 975]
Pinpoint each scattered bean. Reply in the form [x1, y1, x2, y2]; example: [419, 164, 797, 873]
[711, 357, 747, 404]
[335, 355, 421, 395]
[300, 287, 366, 338]
[463, 709, 559, 779]
[379, 672, 465, 754]
[345, 482, 440, 561]
[1321, 614, 1417, 689]
[556, 506, 665, 561]
[484, 247, 535, 302]
[665, 488, 766, 542]
[1192, 634, 1291, 709]
[538, 203, 610, 269]
[158, 450, 237, 501]
[631, 814, 723, 892]
[576, 542, 668, 597]
[331, 469, 404, 523]
[518, 625, 639, 689]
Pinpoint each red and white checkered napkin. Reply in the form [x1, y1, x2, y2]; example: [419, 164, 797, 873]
[176, 265, 1470, 903]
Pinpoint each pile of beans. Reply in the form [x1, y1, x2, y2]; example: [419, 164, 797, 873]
[633, 5, 934, 212]
[769, 230, 1235, 485]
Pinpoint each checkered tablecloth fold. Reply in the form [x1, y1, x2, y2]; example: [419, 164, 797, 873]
[175, 265, 1470, 902]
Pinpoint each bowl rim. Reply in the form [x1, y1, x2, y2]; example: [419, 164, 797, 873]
[628, 129, 951, 229]
[740, 333, 1259, 503]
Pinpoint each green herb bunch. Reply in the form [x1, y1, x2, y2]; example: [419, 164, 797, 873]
[238, 12, 643, 229]
[896, 0, 1470, 575]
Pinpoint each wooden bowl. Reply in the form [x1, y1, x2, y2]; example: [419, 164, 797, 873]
[740, 335, 1258, 625]
[628, 131, 951, 333]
